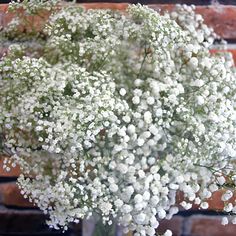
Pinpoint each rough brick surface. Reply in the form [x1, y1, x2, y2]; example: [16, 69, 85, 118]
[211, 49, 236, 64]
[206, 189, 226, 211]
[68, 3, 236, 40]
[195, 6, 236, 40]
[185, 215, 236, 236]
[0, 3, 236, 40]
[0, 156, 21, 177]
[0, 182, 34, 207]
[79, 0, 212, 4]
[149, 4, 236, 40]
[0, 47, 8, 58]
[157, 216, 184, 236]
[1, 0, 232, 4]
[77, 0, 236, 5]
[227, 49, 236, 63]
[186, 189, 230, 211]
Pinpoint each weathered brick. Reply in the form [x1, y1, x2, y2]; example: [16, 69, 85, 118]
[0, 4, 50, 32]
[78, 0, 212, 4]
[211, 49, 236, 64]
[0, 182, 34, 207]
[0, 47, 8, 58]
[82, 2, 128, 10]
[0, 3, 236, 40]
[149, 4, 236, 40]
[206, 189, 226, 211]
[178, 188, 236, 212]
[0, 4, 12, 28]
[185, 215, 236, 236]
[0, 156, 21, 177]
[196, 5, 236, 41]
[157, 216, 184, 236]
[227, 49, 236, 63]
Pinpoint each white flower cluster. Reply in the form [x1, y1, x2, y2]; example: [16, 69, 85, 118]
[1, 0, 59, 41]
[1, 2, 236, 236]
[8, 0, 59, 14]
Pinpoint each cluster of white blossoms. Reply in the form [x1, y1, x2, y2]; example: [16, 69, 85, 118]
[1, 2, 236, 236]
[8, 0, 59, 14]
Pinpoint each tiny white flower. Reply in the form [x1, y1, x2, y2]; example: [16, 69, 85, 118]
[144, 111, 152, 124]
[132, 96, 140, 104]
[163, 229, 172, 236]
[119, 88, 126, 96]
[221, 217, 229, 226]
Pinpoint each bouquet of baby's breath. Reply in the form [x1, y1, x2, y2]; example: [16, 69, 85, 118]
[1, 1, 236, 235]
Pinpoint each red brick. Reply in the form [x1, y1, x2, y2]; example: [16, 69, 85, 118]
[0, 47, 8, 58]
[177, 188, 236, 212]
[0, 156, 21, 177]
[82, 2, 128, 10]
[211, 49, 236, 64]
[206, 189, 226, 211]
[157, 216, 184, 236]
[0, 4, 13, 28]
[0, 4, 50, 32]
[185, 215, 236, 236]
[226, 49, 236, 64]
[0, 182, 34, 208]
[1, 4, 236, 40]
[149, 5, 236, 40]
[195, 6, 236, 41]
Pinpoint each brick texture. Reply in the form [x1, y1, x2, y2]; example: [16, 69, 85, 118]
[0, 1, 236, 236]
[211, 49, 236, 64]
[185, 215, 236, 236]
[0, 3, 236, 40]
[0, 156, 21, 177]
[157, 216, 184, 236]
[0, 47, 8, 58]
[207, 189, 226, 211]
[0, 182, 34, 208]
[149, 4, 236, 41]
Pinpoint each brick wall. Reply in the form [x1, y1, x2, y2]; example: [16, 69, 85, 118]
[0, 1, 236, 236]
